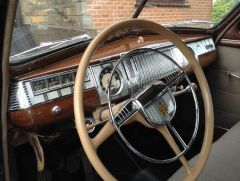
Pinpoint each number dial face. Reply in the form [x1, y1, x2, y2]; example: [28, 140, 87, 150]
[31, 80, 47, 93]
[47, 76, 60, 88]
[61, 73, 73, 85]
[99, 67, 122, 95]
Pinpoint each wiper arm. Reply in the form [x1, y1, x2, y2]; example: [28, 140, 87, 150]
[10, 41, 59, 58]
[49, 34, 91, 49]
[10, 34, 91, 59]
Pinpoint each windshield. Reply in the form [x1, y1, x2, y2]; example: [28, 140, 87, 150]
[10, 0, 240, 63]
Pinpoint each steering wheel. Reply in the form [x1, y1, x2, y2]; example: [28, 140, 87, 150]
[74, 19, 214, 181]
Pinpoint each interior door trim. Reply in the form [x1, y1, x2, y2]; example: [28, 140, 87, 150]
[220, 39, 240, 48]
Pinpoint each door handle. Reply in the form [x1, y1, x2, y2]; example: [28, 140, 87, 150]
[228, 72, 240, 79]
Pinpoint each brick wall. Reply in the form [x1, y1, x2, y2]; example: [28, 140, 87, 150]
[20, 0, 212, 30]
[87, 0, 212, 30]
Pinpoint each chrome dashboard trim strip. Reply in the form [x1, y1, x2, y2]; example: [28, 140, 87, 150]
[9, 38, 215, 111]
[9, 68, 96, 111]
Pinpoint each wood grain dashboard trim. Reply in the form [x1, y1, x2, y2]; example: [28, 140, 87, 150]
[8, 50, 216, 130]
[8, 89, 100, 130]
[9, 35, 216, 130]
[198, 50, 217, 67]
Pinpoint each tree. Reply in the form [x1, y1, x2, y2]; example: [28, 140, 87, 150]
[212, 0, 239, 25]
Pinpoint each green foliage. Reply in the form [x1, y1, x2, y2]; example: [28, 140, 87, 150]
[212, 0, 239, 25]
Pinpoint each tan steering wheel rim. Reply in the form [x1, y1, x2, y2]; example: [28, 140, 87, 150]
[74, 19, 214, 181]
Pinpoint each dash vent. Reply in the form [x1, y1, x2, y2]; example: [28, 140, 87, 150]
[9, 83, 20, 111]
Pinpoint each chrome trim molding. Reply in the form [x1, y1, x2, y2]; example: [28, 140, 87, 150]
[9, 68, 95, 111]
[9, 38, 215, 111]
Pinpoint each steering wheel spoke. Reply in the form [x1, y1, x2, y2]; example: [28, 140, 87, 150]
[91, 121, 116, 149]
[167, 123, 188, 149]
[157, 125, 192, 175]
[91, 100, 139, 149]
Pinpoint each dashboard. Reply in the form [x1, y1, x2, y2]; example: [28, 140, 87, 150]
[8, 35, 216, 130]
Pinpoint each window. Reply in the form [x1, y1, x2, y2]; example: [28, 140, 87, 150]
[10, 0, 240, 63]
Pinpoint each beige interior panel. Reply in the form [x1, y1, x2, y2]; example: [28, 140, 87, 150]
[212, 89, 240, 128]
[211, 89, 240, 116]
[207, 69, 240, 95]
[215, 46, 240, 71]
[214, 109, 240, 129]
[206, 45, 240, 129]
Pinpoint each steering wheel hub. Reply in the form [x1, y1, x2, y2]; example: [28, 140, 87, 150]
[140, 85, 176, 126]
[124, 80, 177, 127]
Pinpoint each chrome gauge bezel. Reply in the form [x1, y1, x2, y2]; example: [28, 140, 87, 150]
[99, 66, 123, 96]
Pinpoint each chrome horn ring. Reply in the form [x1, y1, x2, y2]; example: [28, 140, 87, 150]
[107, 48, 199, 163]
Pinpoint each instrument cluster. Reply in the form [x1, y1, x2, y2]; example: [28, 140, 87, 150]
[31, 71, 75, 96]
[9, 69, 95, 111]
[9, 38, 215, 112]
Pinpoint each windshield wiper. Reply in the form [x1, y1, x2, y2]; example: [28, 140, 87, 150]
[132, 0, 148, 18]
[47, 34, 91, 49]
[10, 34, 91, 63]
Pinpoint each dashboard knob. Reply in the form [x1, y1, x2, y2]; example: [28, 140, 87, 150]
[85, 118, 95, 133]
[51, 106, 61, 115]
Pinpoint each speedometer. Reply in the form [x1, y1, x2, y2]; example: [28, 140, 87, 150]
[99, 67, 122, 95]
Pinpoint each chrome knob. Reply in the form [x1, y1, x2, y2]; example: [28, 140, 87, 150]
[51, 106, 61, 115]
[85, 118, 95, 133]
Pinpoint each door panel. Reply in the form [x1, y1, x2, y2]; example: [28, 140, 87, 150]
[206, 45, 240, 129]
[207, 69, 240, 95]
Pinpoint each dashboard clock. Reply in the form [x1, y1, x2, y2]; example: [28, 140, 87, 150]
[61, 73, 73, 85]
[47, 76, 60, 88]
[99, 67, 122, 95]
[31, 79, 47, 93]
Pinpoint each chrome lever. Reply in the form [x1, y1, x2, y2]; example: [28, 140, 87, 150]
[85, 119, 108, 130]
[228, 72, 240, 79]
[172, 83, 197, 97]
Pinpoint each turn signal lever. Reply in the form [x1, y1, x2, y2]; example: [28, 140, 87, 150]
[173, 83, 197, 97]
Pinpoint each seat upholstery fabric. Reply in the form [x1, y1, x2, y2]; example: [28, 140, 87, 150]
[169, 121, 240, 181]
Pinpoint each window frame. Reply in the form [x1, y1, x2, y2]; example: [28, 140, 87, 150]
[136, 0, 190, 8]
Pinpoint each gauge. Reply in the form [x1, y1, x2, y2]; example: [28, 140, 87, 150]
[47, 76, 60, 88]
[99, 67, 122, 95]
[31, 79, 47, 93]
[84, 72, 90, 82]
[61, 73, 73, 85]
